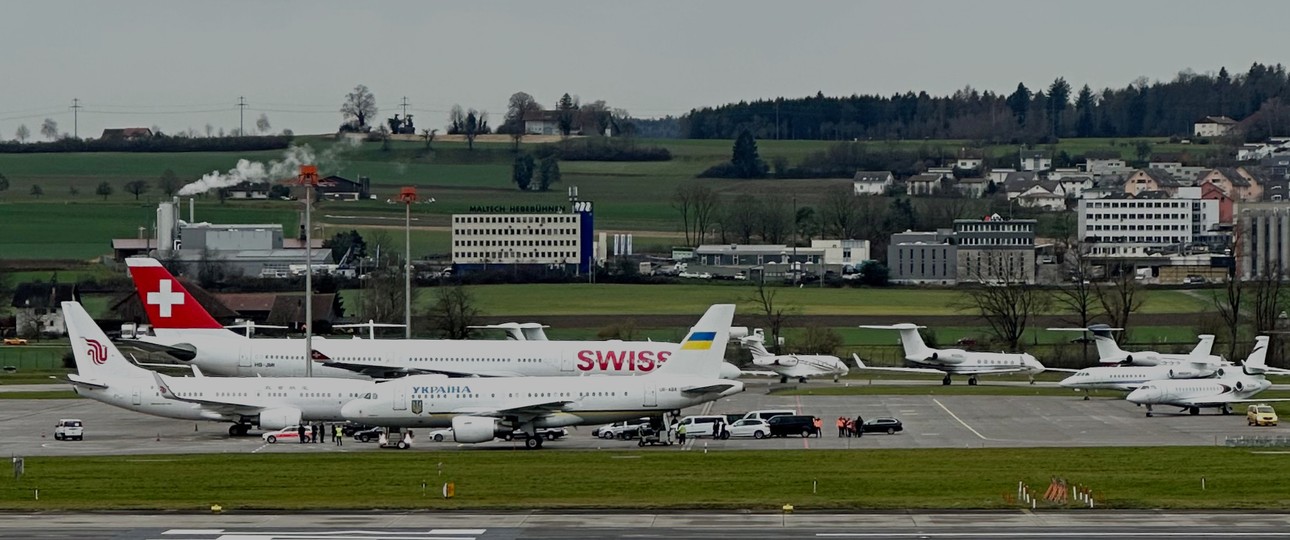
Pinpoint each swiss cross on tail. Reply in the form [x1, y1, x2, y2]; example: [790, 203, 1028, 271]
[124, 258, 223, 330]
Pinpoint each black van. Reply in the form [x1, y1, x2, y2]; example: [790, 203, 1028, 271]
[767, 415, 816, 438]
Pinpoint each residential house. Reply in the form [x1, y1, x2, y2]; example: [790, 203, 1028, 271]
[523, 110, 572, 135]
[852, 171, 894, 195]
[1197, 167, 1262, 202]
[1054, 175, 1094, 199]
[1194, 116, 1238, 138]
[265, 294, 343, 329]
[906, 173, 952, 196]
[100, 128, 153, 140]
[1014, 182, 1066, 211]
[1123, 169, 1181, 197]
[954, 177, 989, 198]
[10, 282, 79, 337]
[988, 168, 1016, 184]
[953, 157, 984, 171]
[1261, 154, 1290, 178]
[1201, 182, 1234, 224]
[1085, 157, 1131, 177]
[1020, 152, 1052, 172]
[1002, 171, 1040, 200]
[1262, 178, 1290, 202]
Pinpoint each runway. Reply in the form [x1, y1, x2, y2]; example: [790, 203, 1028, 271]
[5, 511, 1290, 539]
[0, 385, 1279, 457]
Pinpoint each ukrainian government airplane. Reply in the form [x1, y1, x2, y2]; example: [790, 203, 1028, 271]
[339, 304, 744, 449]
[1049, 324, 1221, 366]
[853, 323, 1057, 385]
[1126, 336, 1290, 417]
[739, 331, 849, 383]
[63, 301, 388, 436]
[121, 257, 742, 379]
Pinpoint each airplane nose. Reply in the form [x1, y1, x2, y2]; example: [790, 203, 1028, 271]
[1126, 388, 1154, 404]
[1058, 376, 1076, 388]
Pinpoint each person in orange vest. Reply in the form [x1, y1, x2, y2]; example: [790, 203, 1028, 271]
[811, 417, 822, 438]
[844, 418, 855, 437]
[836, 416, 846, 437]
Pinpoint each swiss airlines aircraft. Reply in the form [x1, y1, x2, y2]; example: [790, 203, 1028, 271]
[1050, 324, 1221, 366]
[740, 331, 849, 383]
[1126, 336, 1290, 416]
[122, 257, 741, 379]
[62, 301, 382, 436]
[853, 323, 1054, 385]
[340, 304, 744, 449]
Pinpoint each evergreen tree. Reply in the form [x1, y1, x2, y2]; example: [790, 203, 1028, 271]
[512, 154, 536, 191]
[1074, 85, 1096, 137]
[731, 130, 767, 178]
[557, 93, 577, 137]
[1047, 77, 1071, 137]
[537, 157, 561, 191]
[1006, 82, 1031, 126]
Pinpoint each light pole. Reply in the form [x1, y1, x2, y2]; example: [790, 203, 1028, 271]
[294, 165, 321, 377]
[396, 187, 418, 339]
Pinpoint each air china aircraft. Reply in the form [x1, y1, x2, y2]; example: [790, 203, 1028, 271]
[1050, 324, 1221, 366]
[739, 331, 849, 383]
[1126, 336, 1290, 417]
[122, 257, 742, 379]
[853, 323, 1056, 385]
[62, 301, 385, 436]
[340, 304, 744, 449]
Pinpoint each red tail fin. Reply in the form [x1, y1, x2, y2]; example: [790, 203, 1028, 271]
[125, 258, 223, 330]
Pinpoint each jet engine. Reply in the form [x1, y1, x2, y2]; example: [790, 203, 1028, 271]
[1235, 380, 1245, 392]
[928, 352, 939, 361]
[1168, 369, 1200, 379]
[451, 415, 504, 443]
[257, 407, 303, 430]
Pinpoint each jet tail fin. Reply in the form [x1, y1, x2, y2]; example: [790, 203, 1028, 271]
[1244, 336, 1270, 375]
[655, 304, 734, 378]
[62, 301, 150, 382]
[1190, 335, 1216, 358]
[125, 257, 229, 332]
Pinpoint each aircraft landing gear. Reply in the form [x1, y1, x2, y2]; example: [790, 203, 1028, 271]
[1189, 407, 1201, 416]
[798, 377, 808, 384]
[780, 375, 789, 384]
[228, 423, 251, 437]
[942, 374, 952, 386]
[833, 374, 840, 383]
[968, 376, 979, 386]
[1221, 404, 1233, 415]
[1145, 405, 1154, 418]
[524, 436, 543, 450]
[1082, 390, 1090, 401]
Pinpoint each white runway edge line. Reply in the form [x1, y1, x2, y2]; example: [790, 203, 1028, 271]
[932, 398, 987, 440]
[816, 534, 1290, 538]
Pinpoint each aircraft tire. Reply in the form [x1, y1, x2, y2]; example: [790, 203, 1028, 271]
[266, 435, 277, 444]
[525, 437, 541, 450]
[1190, 407, 1200, 416]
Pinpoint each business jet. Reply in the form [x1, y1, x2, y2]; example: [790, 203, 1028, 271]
[1126, 336, 1290, 417]
[854, 323, 1052, 385]
[739, 330, 849, 383]
[339, 304, 744, 449]
[1057, 363, 1219, 398]
[62, 301, 384, 436]
[1049, 324, 1221, 366]
[121, 257, 742, 379]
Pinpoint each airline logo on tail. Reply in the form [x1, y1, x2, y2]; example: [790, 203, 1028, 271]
[681, 331, 717, 350]
[148, 279, 185, 317]
[86, 339, 108, 365]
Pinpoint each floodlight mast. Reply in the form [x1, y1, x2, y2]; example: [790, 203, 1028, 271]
[295, 165, 320, 377]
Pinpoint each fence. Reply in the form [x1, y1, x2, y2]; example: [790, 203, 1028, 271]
[0, 348, 66, 371]
[1224, 435, 1290, 447]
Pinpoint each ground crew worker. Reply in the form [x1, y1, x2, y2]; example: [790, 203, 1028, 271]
[855, 415, 865, 438]
[837, 417, 846, 437]
[844, 418, 854, 437]
[812, 417, 823, 438]
[677, 423, 687, 445]
[334, 424, 343, 446]
[297, 425, 307, 443]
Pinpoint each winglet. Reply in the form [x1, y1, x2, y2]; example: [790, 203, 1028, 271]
[152, 371, 174, 397]
[852, 354, 867, 368]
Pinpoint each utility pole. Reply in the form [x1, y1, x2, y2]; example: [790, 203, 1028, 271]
[400, 96, 410, 118]
[397, 187, 419, 339]
[70, 98, 82, 139]
[237, 96, 248, 136]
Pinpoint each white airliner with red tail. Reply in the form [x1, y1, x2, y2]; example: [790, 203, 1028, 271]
[123, 258, 742, 379]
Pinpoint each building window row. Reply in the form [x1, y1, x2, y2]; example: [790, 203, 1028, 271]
[1086, 213, 1186, 221]
[455, 216, 576, 224]
[1087, 224, 1185, 232]
[455, 239, 575, 247]
[453, 228, 577, 236]
[454, 251, 577, 260]
[1086, 201, 1186, 209]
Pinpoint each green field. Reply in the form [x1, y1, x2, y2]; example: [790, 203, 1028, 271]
[0, 447, 1284, 511]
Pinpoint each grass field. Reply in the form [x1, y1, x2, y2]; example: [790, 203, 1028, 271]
[0, 447, 1283, 511]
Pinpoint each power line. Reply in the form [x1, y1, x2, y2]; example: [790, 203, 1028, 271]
[71, 98, 82, 138]
[400, 96, 410, 118]
[237, 96, 248, 135]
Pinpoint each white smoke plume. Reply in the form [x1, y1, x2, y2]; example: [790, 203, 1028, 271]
[177, 139, 362, 196]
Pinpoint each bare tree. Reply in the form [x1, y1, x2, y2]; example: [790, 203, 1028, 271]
[1213, 269, 1244, 362]
[1249, 260, 1285, 335]
[40, 118, 58, 141]
[424, 285, 480, 339]
[1052, 240, 1100, 363]
[721, 194, 761, 243]
[421, 128, 437, 150]
[821, 185, 862, 238]
[255, 113, 271, 134]
[958, 263, 1050, 351]
[340, 84, 377, 131]
[448, 105, 465, 134]
[15, 124, 29, 143]
[758, 196, 792, 244]
[204, 124, 214, 138]
[464, 110, 480, 150]
[124, 179, 150, 200]
[746, 279, 796, 354]
[1096, 264, 1145, 343]
[671, 183, 719, 246]
[158, 169, 180, 196]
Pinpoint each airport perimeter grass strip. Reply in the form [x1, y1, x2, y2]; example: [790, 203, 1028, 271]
[0, 391, 78, 399]
[1, 447, 1286, 511]
[772, 385, 1122, 398]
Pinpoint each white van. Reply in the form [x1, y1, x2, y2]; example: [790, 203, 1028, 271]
[676, 415, 727, 437]
[55, 419, 84, 441]
[742, 410, 796, 422]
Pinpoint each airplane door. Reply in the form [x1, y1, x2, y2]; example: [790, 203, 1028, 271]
[394, 385, 407, 410]
[643, 386, 657, 407]
[238, 343, 252, 369]
[560, 350, 574, 372]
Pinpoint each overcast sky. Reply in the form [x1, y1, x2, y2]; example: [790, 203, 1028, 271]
[3, 0, 1288, 138]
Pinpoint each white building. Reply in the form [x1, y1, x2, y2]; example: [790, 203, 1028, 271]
[852, 171, 894, 195]
[1085, 158, 1132, 177]
[1021, 152, 1052, 172]
[1194, 116, 1238, 138]
[1078, 197, 1220, 257]
[811, 239, 871, 266]
[451, 212, 588, 268]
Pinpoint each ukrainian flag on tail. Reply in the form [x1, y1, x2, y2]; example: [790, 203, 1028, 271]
[681, 331, 717, 350]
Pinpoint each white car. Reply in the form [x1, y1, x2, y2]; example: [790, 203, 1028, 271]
[728, 418, 770, 439]
[428, 428, 454, 442]
[54, 419, 84, 441]
[593, 419, 651, 439]
[261, 426, 312, 444]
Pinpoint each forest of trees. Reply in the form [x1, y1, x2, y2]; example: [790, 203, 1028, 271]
[682, 63, 1290, 143]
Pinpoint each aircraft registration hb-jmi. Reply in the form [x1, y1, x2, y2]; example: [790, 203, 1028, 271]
[122, 257, 742, 380]
[65, 300, 742, 447]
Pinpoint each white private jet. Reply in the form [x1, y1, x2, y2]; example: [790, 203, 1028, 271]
[1126, 336, 1290, 417]
[854, 323, 1051, 385]
[1049, 324, 1221, 366]
[739, 330, 849, 383]
[62, 301, 385, 436]
[120, 257, 742, 380]
[339, 304, 745, 449]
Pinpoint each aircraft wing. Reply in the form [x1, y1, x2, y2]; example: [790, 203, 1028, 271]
[1257, 366, 1290, 376]
[151, 372, 267, 413]
[67, 374, 109, 390]
[452, 400, 573, 418]
[112, 338, 198, 361]
[949, 366, 1038, 375]
[852, 355, 945, 375]
[1043, 367, 1081, 373]
[314, 359, 501, 378]
[739, 370, 781, 377]
[681, 383, 741, 395]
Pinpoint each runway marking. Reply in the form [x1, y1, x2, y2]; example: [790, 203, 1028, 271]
[933, 398, 987, 440]
[163, 531, 223, 535]
[816, 534, 1290, 538]
[155, 530, 483, 540]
